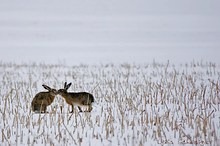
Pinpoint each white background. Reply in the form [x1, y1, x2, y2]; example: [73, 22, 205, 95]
[0, 0, 220, 65]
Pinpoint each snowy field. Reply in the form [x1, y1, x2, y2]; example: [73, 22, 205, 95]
[0, 62, 220, 146]
[0, 0, 220, 146]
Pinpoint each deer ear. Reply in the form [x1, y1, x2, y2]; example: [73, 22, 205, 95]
[42, 84, 51, 91]
[65, 83, 72, 90]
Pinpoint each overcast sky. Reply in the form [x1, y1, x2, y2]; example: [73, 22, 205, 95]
[0, 0, 220, 65]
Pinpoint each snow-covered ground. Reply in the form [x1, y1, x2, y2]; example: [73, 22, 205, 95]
[0, 62, 220, 145]
[0, 1, 220, 146]
[0, 0, 220, 65]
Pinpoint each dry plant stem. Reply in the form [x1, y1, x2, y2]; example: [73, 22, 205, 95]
[0, 62, 219, 145]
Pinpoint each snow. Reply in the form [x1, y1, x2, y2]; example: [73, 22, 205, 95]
[0, 0, 220, 65]
[0, 0, 220, 145]
[0, 62, 220, 145]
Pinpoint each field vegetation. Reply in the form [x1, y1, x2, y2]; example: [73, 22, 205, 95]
[0, 61, 219, 145]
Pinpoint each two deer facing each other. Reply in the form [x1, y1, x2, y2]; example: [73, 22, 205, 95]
[31, 82, 94, 113]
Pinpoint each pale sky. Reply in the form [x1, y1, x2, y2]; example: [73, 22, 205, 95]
[0, 0, 220, 65]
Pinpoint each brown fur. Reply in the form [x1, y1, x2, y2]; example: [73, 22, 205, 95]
[31, 85, 57, 113]
[58, 82, 94, 112]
